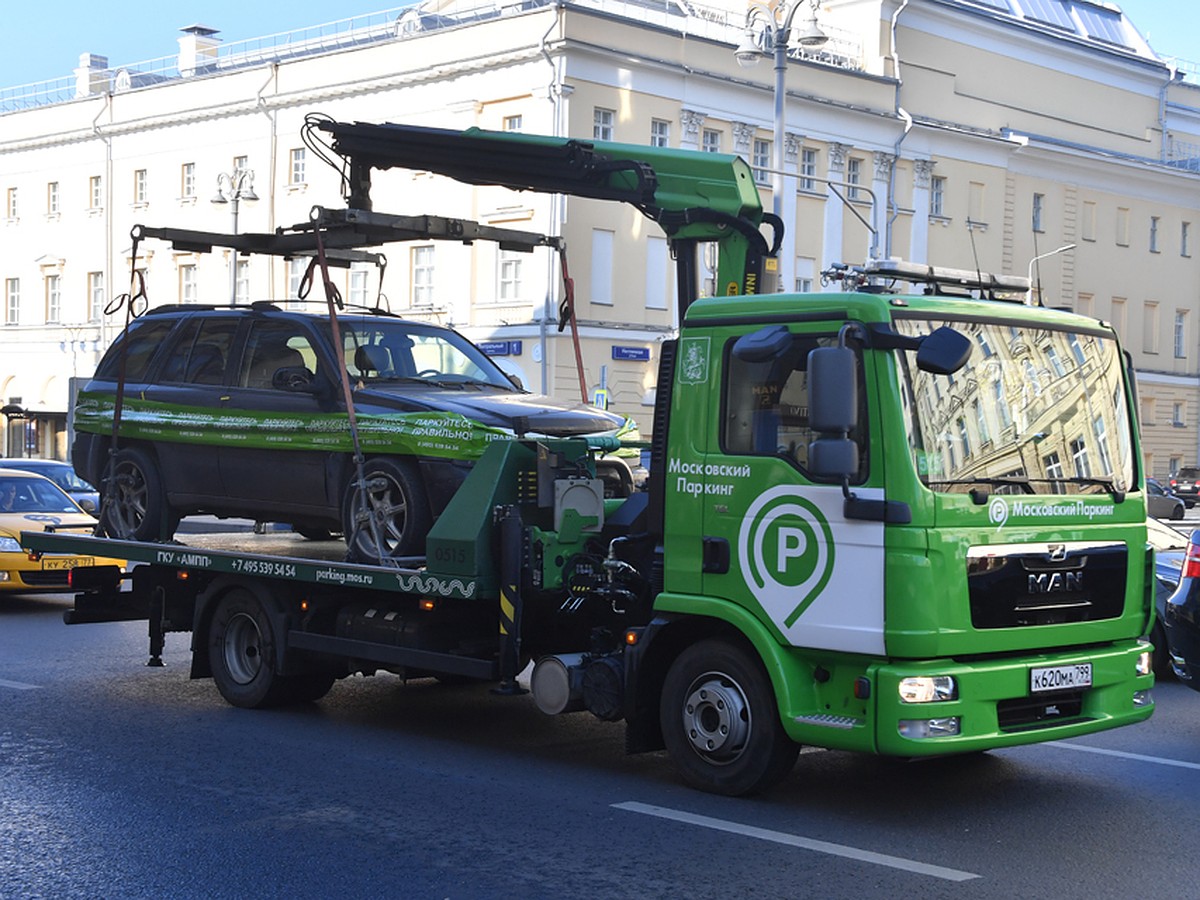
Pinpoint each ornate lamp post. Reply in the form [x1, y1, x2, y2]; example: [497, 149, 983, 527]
[211, 169, 259, 303]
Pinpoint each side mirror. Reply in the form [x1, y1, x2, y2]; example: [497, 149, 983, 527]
[916, 326, 972, 375]
[732, 324, 792, 363]
[807, 345, 859, 479]
[506, 372, 525, 391]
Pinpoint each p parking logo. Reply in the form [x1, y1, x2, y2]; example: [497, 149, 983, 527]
[738, 487, 836, 629]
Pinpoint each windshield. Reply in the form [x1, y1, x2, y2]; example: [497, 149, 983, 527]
[0, 476, 81, 514]
[340, 319, 515, 389]
[895, 317, 1134, 496]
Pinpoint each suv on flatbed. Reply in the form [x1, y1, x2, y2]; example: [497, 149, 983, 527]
[73, 304, 637, 560]
[1169, 467, 1200, 508]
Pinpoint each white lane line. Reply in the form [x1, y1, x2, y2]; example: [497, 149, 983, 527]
[1045, 740, 1200, 771]
[0, 679, 41, 690]
[613, 801, 980, 882]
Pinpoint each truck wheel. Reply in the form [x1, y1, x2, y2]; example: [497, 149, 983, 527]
[342, 458, 431, 563]
[209, 588, 289, 709]
[660, 639, 799, 796]
[101, 447, 179, 542]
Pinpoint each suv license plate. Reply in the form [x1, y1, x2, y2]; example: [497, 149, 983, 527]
[1030, 663, 1092, 693]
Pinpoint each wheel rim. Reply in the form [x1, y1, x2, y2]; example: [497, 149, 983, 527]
[349, 472, 408, 556]
[109, 461, 148, 536]
[680, 671, 752, 766]
[223, 611, 265, 685]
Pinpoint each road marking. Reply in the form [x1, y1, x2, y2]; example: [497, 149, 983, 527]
[1045, 740, 1200, 771]
[0, 679, 41, 690]
[613, 801, 980, 882]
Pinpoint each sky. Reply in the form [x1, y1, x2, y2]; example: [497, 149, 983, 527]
[0, 0, 1196, 89]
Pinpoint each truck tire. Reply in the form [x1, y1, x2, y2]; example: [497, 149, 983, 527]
[342, 457, 431, 563]
[660, 639, 799, 796]
[100, 447, 179, 542]
[209, 588, 290, 709]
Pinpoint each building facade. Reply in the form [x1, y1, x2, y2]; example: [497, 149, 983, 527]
[1, 0, 1199, 478]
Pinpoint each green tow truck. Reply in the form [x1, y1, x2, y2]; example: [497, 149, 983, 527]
[25, 120, 1155, 795]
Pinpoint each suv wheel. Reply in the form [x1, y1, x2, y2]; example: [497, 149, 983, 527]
[100, 447, 179, 542]
[342, 457, 431, 563]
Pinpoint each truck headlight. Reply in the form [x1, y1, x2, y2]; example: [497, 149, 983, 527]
[898, 675, 957, 703]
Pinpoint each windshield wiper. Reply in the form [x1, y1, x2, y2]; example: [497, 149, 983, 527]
[925, 476, 1034, 504]
[1026, 476, 1126, 502]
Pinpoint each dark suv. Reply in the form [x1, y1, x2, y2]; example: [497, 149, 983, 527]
[73, 304, 637, 560]
[1170, 467, 1200, 509]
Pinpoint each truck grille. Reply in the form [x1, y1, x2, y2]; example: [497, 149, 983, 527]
[967, 541, 1126, 628]
[997, 691, 1085, 730]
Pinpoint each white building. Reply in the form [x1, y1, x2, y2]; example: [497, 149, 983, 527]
[2, 0, 1199, 476]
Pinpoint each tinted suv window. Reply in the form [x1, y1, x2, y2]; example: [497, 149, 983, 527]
[95, 318, 178, 381]
[159, 317, 239, 385]
[239, 320, 318, 389]
[1179, 468, 1200, 480]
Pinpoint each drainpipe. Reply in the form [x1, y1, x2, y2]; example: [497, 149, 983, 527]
[538, 2, 567, 395]
[256, 63, 280, 301]
[92, 93, 113, 354]
[885, 0, 910, 259]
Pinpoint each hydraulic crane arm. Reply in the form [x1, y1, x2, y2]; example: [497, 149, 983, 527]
[307, 116, 781, 305]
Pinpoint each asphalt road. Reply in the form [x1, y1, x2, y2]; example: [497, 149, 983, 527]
[3, 581, 1200, 900]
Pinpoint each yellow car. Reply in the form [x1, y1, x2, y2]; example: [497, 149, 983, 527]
[0, 469, 124, 592]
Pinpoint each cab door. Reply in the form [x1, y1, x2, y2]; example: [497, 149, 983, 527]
[699, 323, 887, 655]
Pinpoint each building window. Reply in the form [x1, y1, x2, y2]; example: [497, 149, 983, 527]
[1143, 397, 1155, 427]
[702, 129, 721, 154]
[1043, 451, 1065, 493]
[233, 155, 248, 178]
[411, 245, 434, 305]
[1110, 297, 1127, 335]
[179, 264, 198, 303]
[1076, 293, 1093, 317]
[44, 274, 61, 323]
[134, 169, 147, 205]
[348, 264, 370, 306]
[89, 175, 103, 209]
[800, 148, 818, 192]
[968, 182, 985, 226]
[287, 258, 306, 308]
[289, 148, 306, 185]
[1068, 333, 1086, 366]
[5, 278, 18, 325]
[752, 139, 771, 185]
[646, 236, 669, 311]
[993, 379, 1012, 430]
[1069, 437, 1091, 478]
[1183, 222, 1191, 258]
[1144, 301, 1159, 354]
[88, 272, 105, 322]
[46, 182, 59, 216]
[5, 187, 16, 219]
[650, 119, 670, 148]
[1173, 403, 1185, 427]
[1150, 215, 1160, 253]
[502, 115, 522, 132]
[590, 229, 614, 305]
[974, 399, 990, 444]
[1045, 345, 1065, 377]
[1175, 309, 1188, 359]
[1093, 415, 1114, 472]
[958, 417, 971, 459]
[593, 108, 614, 142]
[930, 175, 946, 217]
[1032, 193, 1044, 232]
[846, 157, 862, 201]
[976, 332, 993, 358]
[235, 261, 250, 304]
[181, 163, 195, 199]
[498, 249, 523, 301]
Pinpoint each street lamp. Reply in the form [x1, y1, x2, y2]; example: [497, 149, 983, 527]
[211, 169, 259, 303]
[1025, 243, 1076, 305]
[736, 0, 827, 292]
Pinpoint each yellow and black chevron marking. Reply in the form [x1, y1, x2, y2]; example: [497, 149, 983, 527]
[500, 585, 517, 636]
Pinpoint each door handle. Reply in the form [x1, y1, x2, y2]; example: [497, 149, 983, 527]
[702, 536, 730, 574]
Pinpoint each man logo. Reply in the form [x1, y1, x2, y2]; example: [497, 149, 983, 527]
[738, 487, 836, 629]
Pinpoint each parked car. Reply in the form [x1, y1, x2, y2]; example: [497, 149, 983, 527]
[1164, 528, 1200, 691]
[0, 458, 100, 515]
[72, 305, 639, 561]
[1147, 478, 1185, 520]
[1147, 516, 1188, 675]
[1169, 466, 1200, 508]
[0, 470, 124, 593]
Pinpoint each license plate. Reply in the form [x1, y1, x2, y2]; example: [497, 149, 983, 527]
[1030, 663, 1092, 693]
[42, 557, 94, 571]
